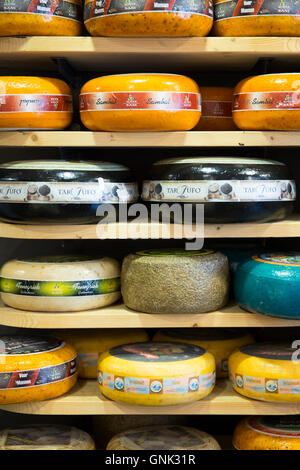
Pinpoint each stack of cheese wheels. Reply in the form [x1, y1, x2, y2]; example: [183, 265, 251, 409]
[213, 0, 300, 37]
[229, 342, 300, 403]
[0, 335, 77, 404]
[233, 416, 300, 450]
[0, 255, 121, 312]
[84, 0, 213, 37]
[98, 342, 215, 406]
[0, 77, 73, 130]
[106, 425, 221, 450]
[121, 248, 229, 314]
[153, 328, 255, 378]
[0, 0, 82, 37]
[55, 329, 150, 379]
[79, 74, 201, 131]
[235, 253, 300, 320]
[233, 73, 300, 130]
[194, 87, 236, 131]
[0, 425, 95, 450]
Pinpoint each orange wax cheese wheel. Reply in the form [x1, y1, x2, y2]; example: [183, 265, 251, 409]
[55, 329, 150, 379]
[0, 335, 78, 404]
[0, 77, 73, 130]
[194, 87, 237, 131]
[233, 416, 300, 450]
[0, 0, 82, 37]
[84, 0, 213, 37]
[232, 73, 300, 131]
[79, 74, 201, 131]
[213, 0, 300, 37]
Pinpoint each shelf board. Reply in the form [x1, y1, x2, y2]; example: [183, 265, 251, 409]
[1, 379, 299, 415]
[1, 37, 300, 72]
[0, 301, 299, 329]
[0, 130, 300, 147]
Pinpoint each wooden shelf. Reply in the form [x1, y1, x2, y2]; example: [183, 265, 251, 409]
[0, 130, 300, 147]
[1, 379, 299, 415]
[0, 301, 299, 329]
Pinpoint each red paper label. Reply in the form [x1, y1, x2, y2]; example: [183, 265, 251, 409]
[0, 94, 73, 113]
[79, 92, 201, 111]
[202, 100, 232, 118]
[233, 92, 300, 111]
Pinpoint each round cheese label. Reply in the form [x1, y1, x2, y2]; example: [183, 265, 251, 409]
[4, 425, 72, 447]
[246, 416, 300, 438]
[136, 248, 215, 257]
[109, 342, 205, 362]
[240, 343, 294, 361]
[253, 253, 300, 267]
[0, 336, 64, 356]
[18, 255, 97, 264]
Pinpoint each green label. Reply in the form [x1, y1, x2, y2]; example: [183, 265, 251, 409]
[254, 253, 300, 266]
[136, 248, 215, 257]
[110, 342, 205, 363]
[240, 342, 294, 361]
[19, 255, 97, 264]
[0, 277, 120, 297]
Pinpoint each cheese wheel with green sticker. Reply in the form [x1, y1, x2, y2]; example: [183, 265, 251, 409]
[98, 342, 215, 406]
[229, 343, 300, 403]
[0, 255, 121, 312]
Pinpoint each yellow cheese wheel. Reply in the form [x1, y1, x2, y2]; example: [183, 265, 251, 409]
[232, 73, 300, 131]
[229, 342, 300, 403]
[0, 425, 94, 450]
[0, 77, 73, 130]
[0, 255, 121, 312]
[153, 328, 254, 378]
[0, 0, 82, 37]
[194, 87, 237, 131]
[55, 329, 150, 379]
[98, 342, 215, 406]
[107, 425, 221, 450]
[79, 74, 201, 131]
[0, 335, 77, 404]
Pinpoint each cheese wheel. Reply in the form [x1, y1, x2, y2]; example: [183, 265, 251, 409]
[229, 342, 300, 403]
[121, 248, 229, 314]
[0, 255, 121, 312]
[0, 425, 94, 450]
[153, 328, 255, 378]
[233, 74, 300, 131]
[84, 0, 213, 37]
[235, 253, 300, 319]
[79, 74, 201, 131]
[233, 416, 300, 450]
[0, 77, 73, 130]
[194, 87, 236, 131]
[55, 329, 150, 379]
[213, 0, 300, 37]
[98, 342, 215, 406]
[107, 425, 221, 450]
[0, 0, 82, 37]
[0, 335, 77, 404]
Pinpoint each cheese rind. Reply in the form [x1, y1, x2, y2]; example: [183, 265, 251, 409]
[194, 87, 236, 131]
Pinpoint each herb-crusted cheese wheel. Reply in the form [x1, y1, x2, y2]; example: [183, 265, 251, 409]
[107, 425, 221, 450]
[0, 425, 94, 450]
[153, 328, 254, 378]
[229, 343, 300, 403]
[79, 74, 201, 131]
[0, 77, 73, 130]
[98, 342, 215, 406]
[0, 335, 77, 404]
[84, 0, 213, 37]
[0, 0, 82, 37]
[233, 417, 300, 450]
[0, 255, 121, 312]
[121, 249, 229, 314]
[194, 87, 236, 131]
[233, 74, 300, 131]
[213, 0, 300, 37]
[55, 329, 149, 379]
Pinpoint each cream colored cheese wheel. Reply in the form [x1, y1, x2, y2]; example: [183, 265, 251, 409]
[107, 425, 221, 450]
[0, 255, 121, 312]
[0, 425, 94, 450]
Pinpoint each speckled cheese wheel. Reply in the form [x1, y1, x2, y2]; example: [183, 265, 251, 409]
[0, 425, 94, 450]
[0, 335, 77, 404]
[194, 87, 237, 131]
[229, 343, 300, 403]
[98, 342, 216, 406]
[107, 425, 221, 450]
[232, 74, 300, 131]
[79, 74, 201, 131]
